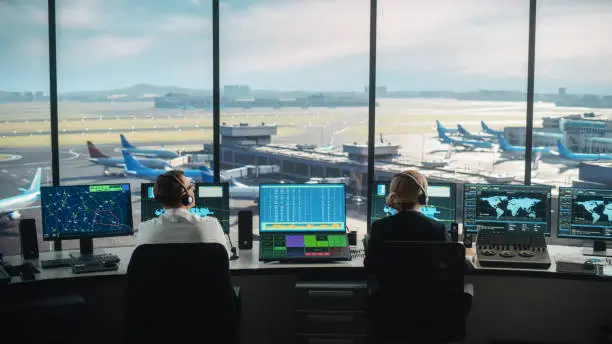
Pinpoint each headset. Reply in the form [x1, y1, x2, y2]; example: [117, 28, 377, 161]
[391, 172, 429, 207]
[154, 173, 194, 207]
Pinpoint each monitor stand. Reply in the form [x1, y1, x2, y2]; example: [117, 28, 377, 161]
[68, 239, 107, 260]
[582, 241, 612, 257]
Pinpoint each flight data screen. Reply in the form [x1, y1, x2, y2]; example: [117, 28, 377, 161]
[41, 184, 133, 240]
[463, 184, 551, 234]
[370, 181, 457, 230]
[259, 184, 346, 232]
[140, 183, 230, 233]
[558, 187, 612, 240]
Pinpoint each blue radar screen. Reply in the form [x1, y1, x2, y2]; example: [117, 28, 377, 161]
[41, 184, 133, 239]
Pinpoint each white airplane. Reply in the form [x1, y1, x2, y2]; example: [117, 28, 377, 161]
[228, 179, 259, 203]
[0, 168, 41, 222]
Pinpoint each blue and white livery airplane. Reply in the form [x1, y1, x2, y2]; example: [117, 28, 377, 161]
[0, 168, 41, 221]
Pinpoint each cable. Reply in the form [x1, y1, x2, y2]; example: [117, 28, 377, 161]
[226, 233, 239, 261]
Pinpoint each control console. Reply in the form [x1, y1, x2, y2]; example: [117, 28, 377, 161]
[476, 228, 551, 269]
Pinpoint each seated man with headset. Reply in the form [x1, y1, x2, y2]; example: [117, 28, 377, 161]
[137, 170, 230, 255]
[364, 169, 450, 274]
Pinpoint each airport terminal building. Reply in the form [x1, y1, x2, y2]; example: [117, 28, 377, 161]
[504, 113, 612, 153]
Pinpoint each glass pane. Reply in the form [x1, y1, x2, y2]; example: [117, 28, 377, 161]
[56, 0, 213, 250]
[220, 0, 370, 240]
[0, 1, 52, 255]
[376, 0, 529, 229]
[535, 1, 612, 189]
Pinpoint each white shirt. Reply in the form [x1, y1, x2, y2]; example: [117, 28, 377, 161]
[136, 208, 230, 256]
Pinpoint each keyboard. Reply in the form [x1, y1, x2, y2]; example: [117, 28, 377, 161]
[351, 249, 365, 259]
[41, 258, 74, 269]
[41, 254, 120, 269]
[72, 261, 119, 274]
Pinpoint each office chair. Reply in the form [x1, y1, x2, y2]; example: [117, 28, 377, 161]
[367, 241, 471, 344]
[125, 243, 240, 344]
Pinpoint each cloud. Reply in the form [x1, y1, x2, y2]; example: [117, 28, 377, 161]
[56, 0, 102, 28]
[16, 38, 48, 58]
[190, 0, 201, 6]
[61, 35, 153, 65]
[220, 0, 369, 74]
[159, 15, 211, 32]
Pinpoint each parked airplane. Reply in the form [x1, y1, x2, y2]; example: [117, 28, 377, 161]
[481, 121, 503, 136]
[199, 166, 260, 202]
[0, 168, 41, 221]
[435, 120, 459, 134]
[457, 124, 493, 141]
[121, 150, 213, 182]
[557, 140, 612, 161]
[497, 134, 551, 155]
[438, 128, 493, 150]
[227, 179, 259, 202]
[87, 141, 170, 170]
[120, 134, 179, 159]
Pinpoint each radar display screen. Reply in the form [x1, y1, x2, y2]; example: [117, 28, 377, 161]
[140, 183, 230, 233]
[369, 181, 457, 230]
[463, 184, 551, 235]
[41, 184, 133, 240]
[558, 187, 612, 240]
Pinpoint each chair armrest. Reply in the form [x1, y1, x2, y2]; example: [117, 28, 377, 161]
[233, 286, 241, 322]
[463, 283, 474, 297]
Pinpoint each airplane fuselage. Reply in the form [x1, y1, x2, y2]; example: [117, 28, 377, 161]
[89, 157, 169, 169]
[124, 148, 179, 159]
[0, 192, 39, 214]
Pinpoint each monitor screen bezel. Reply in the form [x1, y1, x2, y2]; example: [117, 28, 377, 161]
[258, 183, 347, 233]
[140, 182, 231, 233]
[41, 183, 134, 241]
[557, 186, 612, 241]
[462, 183, 553, 236]
[369, 180, 457, 230]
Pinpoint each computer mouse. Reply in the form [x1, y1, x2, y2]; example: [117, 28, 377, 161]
[583, 260, 594, 270]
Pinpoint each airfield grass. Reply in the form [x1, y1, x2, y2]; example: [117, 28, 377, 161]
[0, 127, 302, 148]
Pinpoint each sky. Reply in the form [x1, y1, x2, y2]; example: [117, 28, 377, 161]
[0, 0, 611, 94]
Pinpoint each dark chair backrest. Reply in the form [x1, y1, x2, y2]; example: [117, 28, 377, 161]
[369, 241, 466, 343]
[125, 243, 236, 343]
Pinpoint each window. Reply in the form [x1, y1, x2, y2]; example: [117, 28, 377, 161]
[0, 1, 52, 255]
[376, 0, 530, 188]
[220, 0, 370, 239]
[535, 1, 612, 189]
[56, 0, 213, 250]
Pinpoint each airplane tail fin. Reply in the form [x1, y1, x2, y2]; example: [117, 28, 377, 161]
[497, 134, 512, 150]
[120, 134, 136, 149]
[457, 124, 471, 136]
[28, 168, 42, 192]
[122, 150, 146, 171]
[481, 121, 495, 134]
[557, 140, 573, 158]
[436, 120, 447, 133]
[87, 141, 109, 158]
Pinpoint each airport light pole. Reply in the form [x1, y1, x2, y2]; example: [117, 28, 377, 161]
[524, 0, 537, 185]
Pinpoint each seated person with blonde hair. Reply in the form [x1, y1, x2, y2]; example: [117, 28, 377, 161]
[364, 169, 450, 273]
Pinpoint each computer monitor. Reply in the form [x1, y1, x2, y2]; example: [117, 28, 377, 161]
[41, 184, 133, 255]
[558, 187, 612, 256]
[463, 184, 552, 235]
[140, 183, 230, 233]
[258, 183, 350, 262]
[370, 181, 457, 230]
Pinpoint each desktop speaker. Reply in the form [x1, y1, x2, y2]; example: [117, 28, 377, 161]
[463, 233, 473, 248]
[238, 210, 253, 250]
[19, 219, 39, 259]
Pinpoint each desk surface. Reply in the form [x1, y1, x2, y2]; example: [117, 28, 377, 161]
[3, 242, 611, 284]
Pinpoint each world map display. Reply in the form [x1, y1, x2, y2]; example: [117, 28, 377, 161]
[480, 195, 542, 219]
[575, 200, 612, 224]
